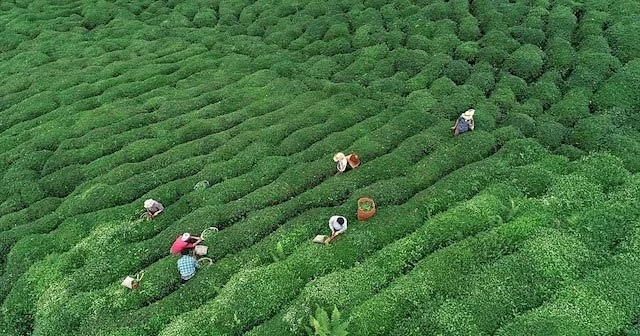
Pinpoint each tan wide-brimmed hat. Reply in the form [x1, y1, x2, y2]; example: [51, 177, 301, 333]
[462, 109, 475, 120]
[181, 232, 191, 241]
[144, 199, 155, 208]
[333, 152, 346, 162]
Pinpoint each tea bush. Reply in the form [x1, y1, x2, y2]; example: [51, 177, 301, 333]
[347, 206, 552, 336]
[545, 37, 575, 75]
[567, 51, 621, 92]
[544, 174, 605, 215]
[421, 229, 597, 336]
[547, 87, 592, 127]
[606, 18, 640, 63]
[444, 59, 472, 85]
[570, 152, 630, 191]
[496, 253, 640, 335]
[530, 72, 563, 109]
[569, 115, 616, 151]
[553, 144, 585, 161]
[592, 59, 640, 113]
[534, 120, 568, 149]
[505, 44, 545, 81]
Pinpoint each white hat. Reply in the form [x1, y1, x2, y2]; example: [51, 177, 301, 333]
[462, 109, 475, 120]
[333, 152, 346, 162]
[181, 233, 191, 241]
[144, 199, 155, 208]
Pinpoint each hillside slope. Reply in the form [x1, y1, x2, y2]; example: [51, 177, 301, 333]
[1, 0, 640, 335]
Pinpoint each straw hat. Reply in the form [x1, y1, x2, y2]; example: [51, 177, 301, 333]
[462, 109, 475, 120]
[181, 233, 191, 241]
[333, 152, 346, 162]
[144, 199, 155, 208]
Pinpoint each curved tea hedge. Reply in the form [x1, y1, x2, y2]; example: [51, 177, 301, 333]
[1, 0, 640, 335]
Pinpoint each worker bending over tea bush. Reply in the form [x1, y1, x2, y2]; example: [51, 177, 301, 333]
[170, 232, 203, 255]
[325, 215, 348, 243]
[143, 198, 164, 218]
[177, 249, 200, 283]
[451, 108, 475, 136]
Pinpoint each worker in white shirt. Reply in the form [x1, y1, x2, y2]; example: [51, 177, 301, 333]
[325, 215, 347, 243]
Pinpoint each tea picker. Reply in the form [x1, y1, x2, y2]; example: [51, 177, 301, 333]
[313, 216, 348, 244]
[170, 232, 203, 255]
[177, 250, 200, 282]
[121, 271, 144, 289]
[143, 199, 164, 219]
[451, 108, 475, 136]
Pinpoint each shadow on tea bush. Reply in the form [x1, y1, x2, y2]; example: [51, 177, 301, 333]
[553, 144, 585, 161]
[492, 126, 524, 147]
[39, 164, 87, 198]
[505, 113, 536, 137]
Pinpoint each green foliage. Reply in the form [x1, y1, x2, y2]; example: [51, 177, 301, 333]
[545, 37, 575, 74]
[606, 17, 640, 63]
[505, 113, 536, 137]
[570, 152, 630, 190]
[444, 59, 471, 84]
[497, 72, 529, 101]
[270, 241, 286, 262]
[496, 253, 640, 336]
[465, 68, 495, 95]
[458, 15, 481, 41]
[305, 306, 349, 336]
[505, 44, 545, 81]
[544, 174, 605, 215]
[81, 0, 115, 29]
[534, 120, 568, 149]
[491, 126, 524, 147]
[569, 115, 617, 151]
[546, 5, 577, 40]
[593, 59, 640, 113]
[454, 41, 479, 63]
[567, 51, 621, 92]
[553, 144, 585, 161]
[530, 72, 562, 109]
[548, 88, 592, 127]
[496, 138, 550, 167]
[1, 1, 640, 335]
[39, 164, 87, 197]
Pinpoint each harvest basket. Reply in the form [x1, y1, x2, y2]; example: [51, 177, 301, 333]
[357, 197, 376, 221]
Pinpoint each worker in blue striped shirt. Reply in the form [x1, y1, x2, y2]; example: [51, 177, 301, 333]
[177, 249, 200, 282]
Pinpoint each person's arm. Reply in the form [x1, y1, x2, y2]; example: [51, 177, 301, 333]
[336, 223, 347, 235]
[451, 119, 459, 130]
[148, 203, 164, 217]
[469, 119, 475, 131]
[193, 257, 200, 268]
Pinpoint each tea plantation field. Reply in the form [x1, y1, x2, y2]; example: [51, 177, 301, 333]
[2, 0, 640, 335]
